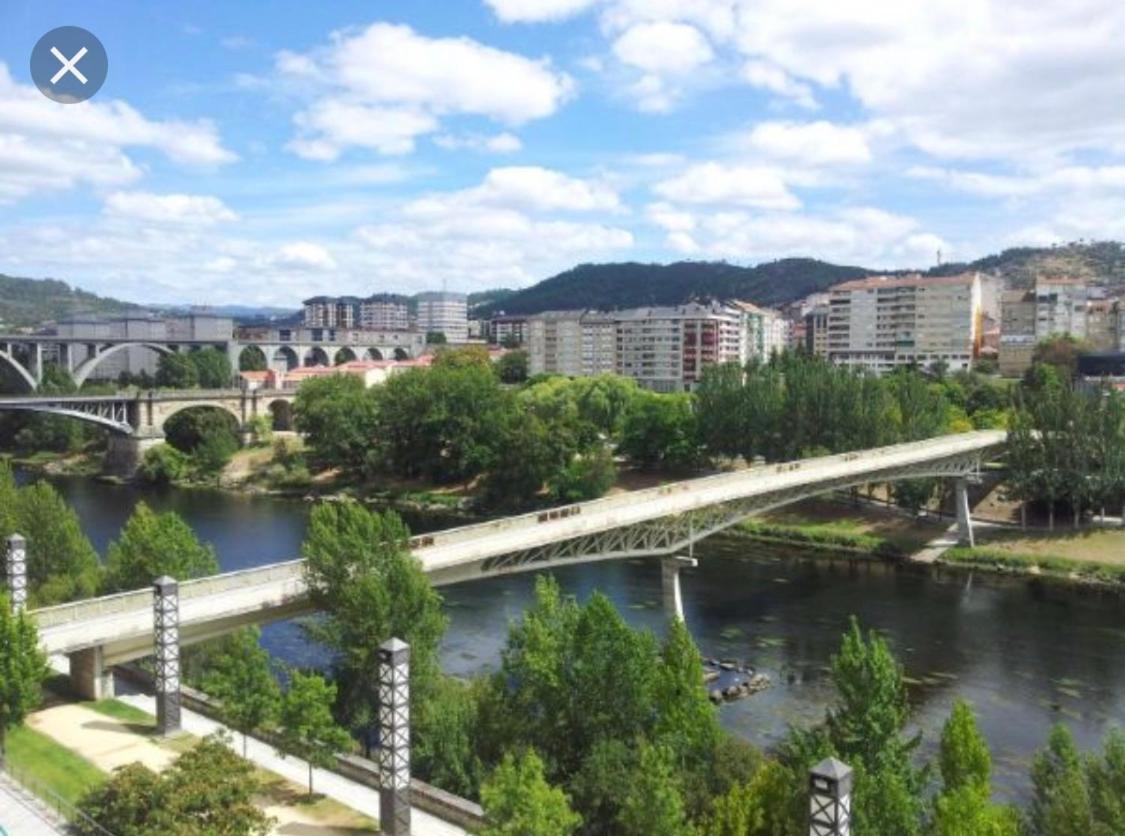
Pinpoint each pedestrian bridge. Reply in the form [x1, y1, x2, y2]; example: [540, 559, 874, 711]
[27, 429, 1006, 698]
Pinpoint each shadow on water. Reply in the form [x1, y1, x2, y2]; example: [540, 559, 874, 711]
[19, 467, 1125, 803]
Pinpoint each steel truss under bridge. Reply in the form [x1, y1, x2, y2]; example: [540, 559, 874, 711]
[0, 397, 133, 434]
[480, 448, 986, 577]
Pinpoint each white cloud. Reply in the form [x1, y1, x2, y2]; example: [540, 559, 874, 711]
[288, 101, 438, 159]
[909, 164, 1125, 198]
[653, 202, 949, 267]
[279, 23, 573, 159]
[0, 63, 235, 202]
[474, 166, 620, 211]
[741, 61, 817, 109]
[104, 192, 238, 226]
[654, 162, 799, 210]
[273, 241, 337, 271]
[485, 0, 601, 22]
[434, 132, 523, 154]
[738, 121, 871, 166]
[612, 22, 713, 74]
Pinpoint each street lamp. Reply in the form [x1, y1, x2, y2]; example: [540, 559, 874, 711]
[809, 757, 853, 836]
[5, 534, 27, 613]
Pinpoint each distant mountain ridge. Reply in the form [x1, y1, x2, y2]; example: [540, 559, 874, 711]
[473, 241, 1125, 317]
[0, 274, 142, 330]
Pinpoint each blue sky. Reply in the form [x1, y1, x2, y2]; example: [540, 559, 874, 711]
[1, 0, 1123, 306]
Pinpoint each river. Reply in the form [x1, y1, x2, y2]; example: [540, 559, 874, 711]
[14, 468, 1125, 803]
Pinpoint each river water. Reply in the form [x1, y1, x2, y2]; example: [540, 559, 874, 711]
[14, 469, 1125, 802]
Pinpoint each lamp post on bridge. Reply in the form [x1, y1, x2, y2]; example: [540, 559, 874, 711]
[377, 638, 411, 836]
[5, 534, 27, 614]
[153, 576, 182, 736]
[809, 757, 853, 836]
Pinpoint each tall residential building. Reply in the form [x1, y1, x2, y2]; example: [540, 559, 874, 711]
[999, 277, 1096, 375]
[826, 273, 982, 375]
[805, 305, 831, 357]
[615, 302, 744, 392]
[302, 296, 360, 329]
[733, 301, 787, 362]
[487, 315, 528, 346]
[416, 292, 469, 342]
[359, 295, 410, 330]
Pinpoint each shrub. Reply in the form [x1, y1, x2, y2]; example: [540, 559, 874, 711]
[139, 444, 190, 485]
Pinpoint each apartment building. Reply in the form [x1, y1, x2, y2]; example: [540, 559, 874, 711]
[359, 294, 410, 331]
[487, 315, 528, 346]
[804, 305, 831, 358]
[826, 273, 982, 375]
[733, 301, 788, 362]
[302, 296, 359, 329]
[997, 278, 1108, 375]
[416, 291, 469, 342]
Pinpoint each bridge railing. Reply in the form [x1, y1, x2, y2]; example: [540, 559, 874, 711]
[31, 559, 308, 625]
[410, 430, 1006, 555]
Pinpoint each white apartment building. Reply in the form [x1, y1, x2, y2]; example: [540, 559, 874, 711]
[733, 301, 787, 362]
[826, 273, 982, 375]
[302, 296, 359, 329]
[416, 292, 469, 342]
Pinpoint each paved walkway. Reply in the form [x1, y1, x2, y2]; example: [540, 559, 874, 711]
[0, 772, 67, 836]
[909, 522, 961, 564]
[113, 693, 465, 836]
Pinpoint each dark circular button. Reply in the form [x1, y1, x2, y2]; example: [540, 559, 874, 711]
[30, 26, 108, 104]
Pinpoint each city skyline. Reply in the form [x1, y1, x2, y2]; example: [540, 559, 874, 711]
[2, 1, 1124, 306]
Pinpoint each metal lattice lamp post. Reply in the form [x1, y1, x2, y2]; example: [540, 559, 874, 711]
[6, 534, 27, 614]
[809, 757, 853, 836]
[377, 638, 411, 836]
[153, 576, 181, 736]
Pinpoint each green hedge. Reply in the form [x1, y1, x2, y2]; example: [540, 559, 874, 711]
[943, 547, 1125, 585]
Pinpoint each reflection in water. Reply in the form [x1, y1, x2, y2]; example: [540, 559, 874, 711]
[19, 468, 1125, 802]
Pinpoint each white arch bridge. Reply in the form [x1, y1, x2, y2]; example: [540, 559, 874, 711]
[21, 430, 1006, 699]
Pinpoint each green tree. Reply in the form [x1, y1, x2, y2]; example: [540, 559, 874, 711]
[239, 345, 268, 372]
[1086, 728, 1125, 834]
[426, 330, 447, 345]
[1028, 724, 1094, 835]
[481, 749, 582, 836]
[156, 351, 200, 389]
[700, 760, 796, 836]
[10, 479, 101, 604]
[414, 676, 484, 799]
[139, 443, 191, 485]
[0, 593, 50, 762]
[547, 447, 617, 503]
[77, 732, 273, 835]
[930, 700, 1019, 835]
[277, 670, 352, 796]
[619, 391, 703, 471]
[497, 350, 529, 384]
[617, 743, 691, 836]
[202, 627, 281, 757]
[103, 502, 219, 592]
[292, 373, 380, 475]
[1032, 334, 1087, 380]
[301, 502, 446, 751]
[189, 347, 233, 389]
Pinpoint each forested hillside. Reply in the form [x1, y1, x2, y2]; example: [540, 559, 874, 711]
[475, 241, 1125, 317]
[0, 274, 140, 329]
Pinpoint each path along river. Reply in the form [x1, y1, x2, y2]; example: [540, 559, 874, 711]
[15, 469, 1125, 803]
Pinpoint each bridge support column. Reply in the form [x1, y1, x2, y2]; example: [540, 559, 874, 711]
[661, 555, 697, 624]
[955, 478, 975, 548]
[154, 577, 182, 736]
[377, 638, 411, 836]
[6, 534, 27, 614]
[69, 647, 114, 700]
[106, 432, 165, 477]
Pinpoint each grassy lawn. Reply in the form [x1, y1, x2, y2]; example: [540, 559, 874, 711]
[975, 527, 1125, 565]
[85, 698, 156, 726]
[750, 498, 947, 554]
[258, 771, 380, 833]
[5, 724, 105, 807]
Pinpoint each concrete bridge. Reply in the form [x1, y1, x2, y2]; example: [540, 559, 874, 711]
[0, 329, 425, 391]
[0, 389, 296, 473]
[20, 429, 1007, 699]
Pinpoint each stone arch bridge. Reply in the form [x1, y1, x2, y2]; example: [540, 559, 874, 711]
[0, 389, 296, 473]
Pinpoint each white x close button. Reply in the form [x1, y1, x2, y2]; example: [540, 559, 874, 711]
[31, 26, 108, 104]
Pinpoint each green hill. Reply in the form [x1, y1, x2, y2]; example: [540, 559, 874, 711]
[472, 258, 872, 317]
[474, 242, 1125, 318]
[0, 274, 142, 330]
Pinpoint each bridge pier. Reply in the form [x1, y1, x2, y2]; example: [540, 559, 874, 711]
[69, 646, 114, 700]
[106, 432, 165, 477]
[661, 555, 697, 624]
[954, 478, 975, 547]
